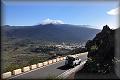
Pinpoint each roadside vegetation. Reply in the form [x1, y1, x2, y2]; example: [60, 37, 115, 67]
[1, 39, 83, 73]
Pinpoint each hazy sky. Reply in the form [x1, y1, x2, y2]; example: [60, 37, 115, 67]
[3, 1, 119, 29]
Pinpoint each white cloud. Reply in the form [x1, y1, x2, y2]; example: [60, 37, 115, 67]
[41, 18, 64, 25]
[107, 7, 119, 16]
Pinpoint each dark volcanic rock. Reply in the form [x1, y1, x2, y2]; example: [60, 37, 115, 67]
[83, 25, 116, 74]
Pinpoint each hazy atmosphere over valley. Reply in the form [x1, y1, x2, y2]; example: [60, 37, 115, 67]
[1, 0, 120, 79]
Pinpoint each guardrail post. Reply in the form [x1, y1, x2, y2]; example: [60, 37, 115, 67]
[56, 58, 60, 61]
[63, 57, 66, 60]
[22, 66, 30, 72]
[30, 64, 37, 70]
[48, 60, 53, 64]
[2, 71, 12, 79]
[43, 61, 48, 66]
[52, 59, 57, 63]
[13, 69, 22, 75]
[60, 57, 63, 60]
[37, 63, 43, 68]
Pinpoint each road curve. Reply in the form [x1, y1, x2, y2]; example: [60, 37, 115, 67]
[10, 53, 88, 79]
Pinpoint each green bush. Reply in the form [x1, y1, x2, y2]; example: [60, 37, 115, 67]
[3, 64, 22, 73]
[28, 57, 48, 65]
[90, 45, 98, 51]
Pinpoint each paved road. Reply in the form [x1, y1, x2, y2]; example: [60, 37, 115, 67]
[10, 53, 88, 79]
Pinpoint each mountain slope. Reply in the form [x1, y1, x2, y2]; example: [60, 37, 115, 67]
[3, 24, 101, 42]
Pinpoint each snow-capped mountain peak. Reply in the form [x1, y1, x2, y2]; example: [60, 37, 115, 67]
[41, 18, 64, 25]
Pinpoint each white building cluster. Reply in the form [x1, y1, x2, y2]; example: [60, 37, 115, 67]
[55, 42, 81, 50]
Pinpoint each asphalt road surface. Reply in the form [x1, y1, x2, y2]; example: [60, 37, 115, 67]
[10, 53, 88, 79]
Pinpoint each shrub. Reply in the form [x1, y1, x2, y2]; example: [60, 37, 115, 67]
[90, 45, 98, 51]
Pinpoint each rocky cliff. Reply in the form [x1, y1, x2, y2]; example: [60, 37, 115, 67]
[82, 25, 116, 74]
